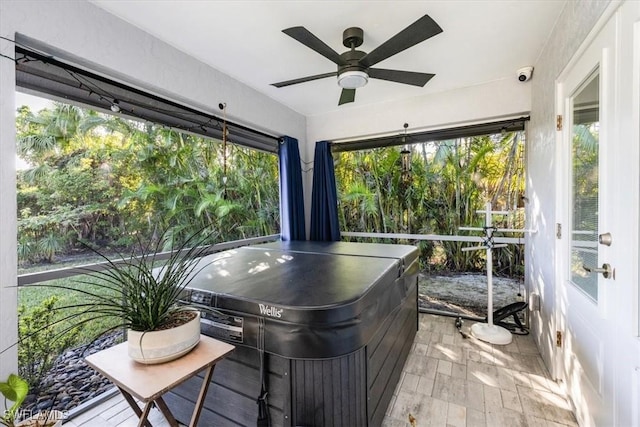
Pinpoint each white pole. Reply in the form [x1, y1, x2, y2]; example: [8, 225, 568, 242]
[468, 200, 512, 345]
[485, 201, 494, 327]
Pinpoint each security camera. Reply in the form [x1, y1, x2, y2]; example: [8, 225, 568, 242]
[517, 66, 533, 82]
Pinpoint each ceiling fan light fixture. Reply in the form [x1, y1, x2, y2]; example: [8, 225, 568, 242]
[337, 70, 368, 89]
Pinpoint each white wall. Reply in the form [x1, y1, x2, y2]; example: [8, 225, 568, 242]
[526, 0, 610, 379]
[0, 0, 306, 381]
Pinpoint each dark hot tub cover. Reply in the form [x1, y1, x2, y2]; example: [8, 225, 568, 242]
[184, 242, 418, 359]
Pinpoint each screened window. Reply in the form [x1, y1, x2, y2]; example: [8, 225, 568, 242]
[334, 124, 527, 318]
[15, 47, 281, 269]
[569, 73, 600, 301]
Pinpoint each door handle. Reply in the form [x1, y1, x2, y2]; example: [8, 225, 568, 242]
[598, 232, 612, 246]
[583, 263, 613, 279]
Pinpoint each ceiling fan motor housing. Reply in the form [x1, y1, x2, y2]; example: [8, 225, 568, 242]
[340, 27, 368, 76]
[339, 49, 367, 73]
[343, 27, 364, 48]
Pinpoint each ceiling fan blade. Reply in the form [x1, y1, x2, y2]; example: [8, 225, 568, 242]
[271, 72, 337, 88]
[283, 27, 347, 66]
[359, 14, 443, 68]
[368, 68, 435, 87]
[338, 88, 356, 105]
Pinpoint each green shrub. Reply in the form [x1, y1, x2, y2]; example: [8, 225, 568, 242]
[17, 237, 35, 266]
[36, 234, 63, 263]
[18, 296, 82, 390]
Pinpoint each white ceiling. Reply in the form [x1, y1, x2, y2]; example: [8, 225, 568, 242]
[90, 0, 565, 117]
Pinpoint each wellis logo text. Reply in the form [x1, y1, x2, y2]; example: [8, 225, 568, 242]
[258, 303, 283, 318]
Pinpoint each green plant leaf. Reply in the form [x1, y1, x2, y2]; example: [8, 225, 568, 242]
[0, 374, 28, 404]
[0, 373, 29, 424]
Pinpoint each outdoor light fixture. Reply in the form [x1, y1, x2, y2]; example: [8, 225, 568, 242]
[337, 71, 368, 89]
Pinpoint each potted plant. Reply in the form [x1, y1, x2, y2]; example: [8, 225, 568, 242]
[38, 229, 217, 364]
[0, 374, 62, 427]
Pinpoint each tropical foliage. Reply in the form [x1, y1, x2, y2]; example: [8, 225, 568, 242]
[335, 133, 526, 276]
[16, 100, 526, 275]
[16, 103, 280, 265]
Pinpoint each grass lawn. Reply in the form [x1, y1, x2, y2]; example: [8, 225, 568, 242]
[18, 256, 127, 347]
[19, 276, 122, 347]
[20, 280, 121, 345]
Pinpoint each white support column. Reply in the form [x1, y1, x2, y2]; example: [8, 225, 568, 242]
[0, 28, 18, 380]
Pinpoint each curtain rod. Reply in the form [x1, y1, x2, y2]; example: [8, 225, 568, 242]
[16, 47, 280, 143]
[330, 116, 530, 153]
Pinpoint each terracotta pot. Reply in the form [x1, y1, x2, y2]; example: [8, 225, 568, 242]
[127, 311, 201, 364]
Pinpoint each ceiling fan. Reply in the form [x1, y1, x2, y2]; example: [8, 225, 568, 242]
[271, 14, 443, 106]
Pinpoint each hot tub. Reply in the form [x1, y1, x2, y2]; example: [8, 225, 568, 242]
[165, 241, 418, 426]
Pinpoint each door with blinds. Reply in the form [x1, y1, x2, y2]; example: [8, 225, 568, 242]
[556, 14, 615, 427]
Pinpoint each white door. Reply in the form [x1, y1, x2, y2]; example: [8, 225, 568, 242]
[556, 15, 616, 427]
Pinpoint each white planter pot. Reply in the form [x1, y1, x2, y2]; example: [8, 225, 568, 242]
[127, 311, 201, 364]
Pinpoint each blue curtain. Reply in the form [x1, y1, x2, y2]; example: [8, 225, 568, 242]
[278, 136, 306, 241]
[310, 141, 340, 241]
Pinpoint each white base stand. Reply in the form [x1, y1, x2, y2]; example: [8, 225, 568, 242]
[471, 322, 513, 345]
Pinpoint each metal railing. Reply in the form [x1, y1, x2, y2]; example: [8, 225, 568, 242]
[341, 231, 526, 244]
[17, 234, 280, 287]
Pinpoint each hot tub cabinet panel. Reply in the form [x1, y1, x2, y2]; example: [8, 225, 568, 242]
[367, 288, 416, 426]
[165, 347, 292, 426]
[168, 242, 418, 426]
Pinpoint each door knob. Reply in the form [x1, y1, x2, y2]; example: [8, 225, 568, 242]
[583, 263, 613, 279]
[598, 232, 612, 246]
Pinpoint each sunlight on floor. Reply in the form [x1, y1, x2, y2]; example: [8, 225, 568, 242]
[382, 314, 578, 427]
